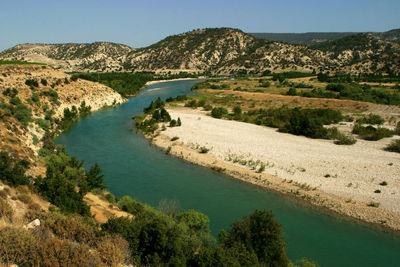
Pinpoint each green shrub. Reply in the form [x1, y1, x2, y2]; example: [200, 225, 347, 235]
[185, 99, 198, 108]
[2, 88, 18, 97]
[35, 118, 51, 130]
[199, 147, 209, 153]
[286, 88, 298, 96]
[25, 79, 38, 87]
[334, 133, 357, 145]
[0, 151, 31, 186]
[40, 89, 58, 103]
[211, 107, 228, 118]
[385, 140, 400, 153]
[13, 104, 32, 125]
[169, 119, 177, 127]
[356, 114, 384, 125]
[352, 124, 394, 141]
[40, 79, 48, 86]
[31, 93, 40, 103]
[171, 136, 179, 141]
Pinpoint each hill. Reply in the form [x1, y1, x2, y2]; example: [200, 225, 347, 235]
[249, 32, 358, 46]
[0, 42, 133, 72]
[1, 28, 400, 75]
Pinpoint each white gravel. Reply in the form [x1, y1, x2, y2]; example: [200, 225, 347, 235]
[163, 108, 400, 213]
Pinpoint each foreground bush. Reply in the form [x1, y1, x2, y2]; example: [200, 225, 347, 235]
[0, 198, 14, 219]
[0, 227, 37, 266]
[0, 152, 31, 186]
[385, 140, 400, 153]
[352, 124, 394, 141]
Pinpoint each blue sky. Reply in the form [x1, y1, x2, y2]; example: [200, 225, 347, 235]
[0, 0, 399, 51]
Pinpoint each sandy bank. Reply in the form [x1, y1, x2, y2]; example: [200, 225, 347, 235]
[150, 107, 400, 231]
[145, 78, 203, 86]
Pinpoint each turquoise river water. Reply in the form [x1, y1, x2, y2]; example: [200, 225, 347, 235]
[55, 80, 400, 266]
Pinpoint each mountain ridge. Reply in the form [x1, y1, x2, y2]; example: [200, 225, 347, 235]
[1, 27, 399, 75]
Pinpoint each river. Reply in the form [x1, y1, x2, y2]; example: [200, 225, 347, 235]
[55, 79, 400, 266]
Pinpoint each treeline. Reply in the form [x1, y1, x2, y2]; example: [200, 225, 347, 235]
[272, 71, 316, 82]
[286, 83, 400, 105]
[317, 73, 400, 83]
[0, 150, 318, 266]
[71, 72, 154, 97]
[62, 101, 91, 130]
[71, 72, 202, 97]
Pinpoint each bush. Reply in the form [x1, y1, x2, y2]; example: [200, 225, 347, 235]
[40, 89, 58, 103]
[13, 104, 32, 126]
[185, 99, 198, 108]
[0, 227, 37, 265]
[31, 93, 40, 103]
[211, 107, 228, 118]
[0, 198, 14, 218]
[356, 114, 384, 125]
[17, 194, 32, 204]
[0, 151, 31, 186]
[385, 140, 400, 153]
[2, 88, 18, 97]
[40, 79, 48, 86]
[352, 124, 394, 141]
[96, 235, 130, 266]
[35, 237, 99, 267]
[25, 79, 38, 87]
[44, 213, 96, 244]
[286, 88, 298, 96]
[199, 147, 209, 153]
[169, 119, 177, 127]
[334, 133, 357, 145]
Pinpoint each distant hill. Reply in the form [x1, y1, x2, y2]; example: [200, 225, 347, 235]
[1, 28, 399, 75]
[248, 32, 358, 46]
[249, 29, 400, 46]
[0, 42, 134, 72]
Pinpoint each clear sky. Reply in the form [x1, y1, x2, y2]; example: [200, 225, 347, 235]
[0, 0, 399, 51]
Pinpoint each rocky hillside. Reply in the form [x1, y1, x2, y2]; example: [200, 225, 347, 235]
[0, 42, 133, 72]
[311, 33, 400, 74]
[0, 64, 124, 172]
[249, 32, 358, 46]
[1, 28, 400, 75]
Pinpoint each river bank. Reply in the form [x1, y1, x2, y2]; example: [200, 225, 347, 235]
[148, 107, 400, 232]
[145, 77, 205, 86]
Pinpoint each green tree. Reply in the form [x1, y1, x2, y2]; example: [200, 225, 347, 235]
[86, 163, 105, 191]
[221, 209, 289, 266]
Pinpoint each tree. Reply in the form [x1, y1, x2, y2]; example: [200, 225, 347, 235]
[221, 209, 289, 266]
[177, 117, 182, 126]
[176, 210, 210, 234]
[211, 107, 228, 119]
[86, 163, 105, 191]
[0, 152, 30, 186]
